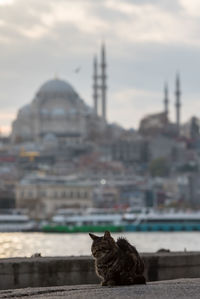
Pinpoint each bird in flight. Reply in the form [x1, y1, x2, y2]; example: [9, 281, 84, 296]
[74, 66, 81, 73]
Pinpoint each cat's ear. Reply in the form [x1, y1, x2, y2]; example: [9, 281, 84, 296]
[104, 231, 111, 239]
[89, 233, 99, 240]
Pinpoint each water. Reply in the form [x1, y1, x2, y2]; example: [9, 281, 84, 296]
[0, 232, 199, 258]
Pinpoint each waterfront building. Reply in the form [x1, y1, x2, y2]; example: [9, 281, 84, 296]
[16, 175, 94, 219]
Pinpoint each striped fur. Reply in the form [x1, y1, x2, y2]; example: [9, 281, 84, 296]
[89, 231, 146, 286]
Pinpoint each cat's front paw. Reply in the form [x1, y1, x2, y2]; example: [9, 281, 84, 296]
[101, 280, 116, 286]
[106, 280, 116, 286]
[101, 280, 107, 286]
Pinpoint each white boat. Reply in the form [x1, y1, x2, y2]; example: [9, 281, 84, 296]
[123, 209, 200, 222]
[0, 210, 36, 232]
[44, 207, 200, 232]
[42, 208, 125, 232]
[52, 208, 123, 226]
[123, 209, 200, 231]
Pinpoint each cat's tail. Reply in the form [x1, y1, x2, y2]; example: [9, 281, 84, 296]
[117, 237, 145, 274]
[117, 237, 140, 257]
[117, 237, 133, 251]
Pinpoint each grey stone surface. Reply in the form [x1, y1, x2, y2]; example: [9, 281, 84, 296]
[0, 279, 200, 299]
[1, 252, 200, 290]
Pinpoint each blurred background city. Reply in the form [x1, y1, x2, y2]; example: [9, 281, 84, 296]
[1, 0, 200, 257]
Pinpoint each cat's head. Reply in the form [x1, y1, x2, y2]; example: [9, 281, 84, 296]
[89, 231, 117, 258]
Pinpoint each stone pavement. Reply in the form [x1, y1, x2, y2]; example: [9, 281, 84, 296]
[0, 279, 200, 299]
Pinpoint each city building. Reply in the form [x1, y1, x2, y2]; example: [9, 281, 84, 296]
[16, 175, 94, 219]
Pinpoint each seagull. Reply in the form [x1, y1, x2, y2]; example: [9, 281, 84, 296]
[74, 66, 81, 73]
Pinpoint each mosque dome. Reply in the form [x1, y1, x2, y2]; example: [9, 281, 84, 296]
[36, 78, 77, 99]
[18, 104, 31, 116]
[11, 76, 102, 144]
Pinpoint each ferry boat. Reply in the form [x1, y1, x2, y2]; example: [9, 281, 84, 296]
[42, 208, 200, 233]
[0, 210, 36, 232]
[123, 210, 200, 232]
[42, 208, 125, 233]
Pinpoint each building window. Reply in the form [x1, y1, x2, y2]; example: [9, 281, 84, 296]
[40, 191, 46, 197]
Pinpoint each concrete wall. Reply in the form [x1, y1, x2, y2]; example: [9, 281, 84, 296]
[144, 252, 200, 282]
[1, 252, 200, 290]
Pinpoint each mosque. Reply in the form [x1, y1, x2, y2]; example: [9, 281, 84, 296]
[139, 74, 182, 137]
[11, 42, 184, 147]
[11, 44, 108, 146]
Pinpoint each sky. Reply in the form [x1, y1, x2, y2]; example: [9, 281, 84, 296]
[1, 0, 200, 134]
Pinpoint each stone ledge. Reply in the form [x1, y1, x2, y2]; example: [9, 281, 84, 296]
[1, 252, 200, 290]
[1, 279, 200, 299]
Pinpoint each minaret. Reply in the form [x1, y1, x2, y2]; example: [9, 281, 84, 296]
[93, 56, 98, 115]
[164, 83, 169, 122]
[100, 43, 107, 121]
[175, 73, 181, 134]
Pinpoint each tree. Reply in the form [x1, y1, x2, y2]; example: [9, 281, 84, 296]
[149, 157, 169, 177]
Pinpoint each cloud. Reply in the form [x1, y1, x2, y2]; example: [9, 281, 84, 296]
[0, 0, 14, 5]
[180, 0, 200, 16]
[0, 0, 198, 47]
[0, 0, 108, 43]
[102, 0, 200, 46]
[108, 88, 162, 129]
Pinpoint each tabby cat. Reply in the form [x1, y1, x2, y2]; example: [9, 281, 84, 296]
[89, 231, 146, 286]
